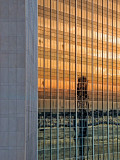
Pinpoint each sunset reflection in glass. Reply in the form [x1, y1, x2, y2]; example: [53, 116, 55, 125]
[38, 0, 120, 159]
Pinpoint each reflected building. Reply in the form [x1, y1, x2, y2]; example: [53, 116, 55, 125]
[38, 0, 120, 159]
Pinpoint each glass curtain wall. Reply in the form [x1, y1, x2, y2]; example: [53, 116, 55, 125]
[38, 0, 120, 159]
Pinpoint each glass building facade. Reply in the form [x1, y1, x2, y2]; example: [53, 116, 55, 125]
[38, 0, 120, 159]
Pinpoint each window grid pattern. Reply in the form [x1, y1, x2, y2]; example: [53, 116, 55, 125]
[38, 0, 120, 159]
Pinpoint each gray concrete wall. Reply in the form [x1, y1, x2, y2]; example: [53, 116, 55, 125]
[0, 0, 38, 160]
[25, 0, 38, 159]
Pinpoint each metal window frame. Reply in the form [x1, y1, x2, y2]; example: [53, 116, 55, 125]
[97, 0, 99, 159]
[56, 0, 59, 159]
[116, 0, 119, 159]
[86, 1, 89, 159]
[112, 0, 114, 159]
[69, 0, 72, 159]
[102, 0, 105, 158]
[43, 0, 46, 159]
[50, 0, 52, 159]
[91, 0, 94, 159]
[107, 0, 110, 158]
[75, 0, 77, 159]
[63, 0, 65, 159]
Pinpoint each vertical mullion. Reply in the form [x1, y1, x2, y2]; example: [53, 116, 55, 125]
[81, 0, 83, 159]
[37, 2, 38, 159]
[50, 0, 52, 159]
[63, 0, 65, 159]
[107, 0, 110, 158]
[116, 0, 119, 159]
[56, 0, 59, 159]
[91, 0, 94, 159]
[75, 0, 77, 159]
[102, 0, 104, 159]
[43, 0, 45, 159]
[112, 0, 114, 159]
[69, 0, 71, 159]
[86, 1, 88, 160]
[97, 0, 99, 159]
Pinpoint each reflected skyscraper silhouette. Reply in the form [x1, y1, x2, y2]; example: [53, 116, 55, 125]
[74, 76, 89, 159]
